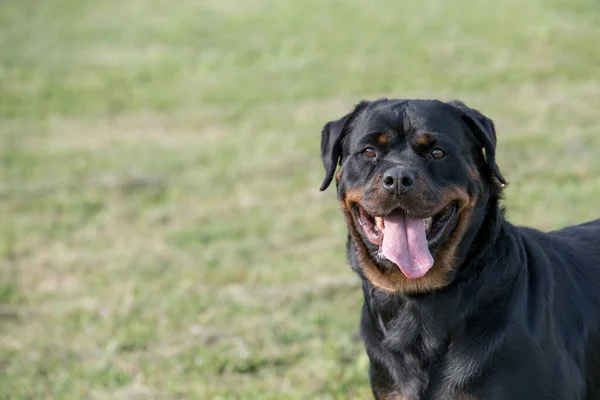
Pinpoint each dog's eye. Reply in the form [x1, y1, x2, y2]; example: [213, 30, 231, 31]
[431, 149, 445, 159]
[362, 148, 376, 158]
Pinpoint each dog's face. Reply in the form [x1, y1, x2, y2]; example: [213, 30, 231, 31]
[320, 99, 506, 294]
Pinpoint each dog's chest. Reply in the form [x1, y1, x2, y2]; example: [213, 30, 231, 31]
[373, 313, 470, 400]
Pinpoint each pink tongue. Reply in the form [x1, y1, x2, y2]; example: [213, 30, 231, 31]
[381, 212, 434, 279]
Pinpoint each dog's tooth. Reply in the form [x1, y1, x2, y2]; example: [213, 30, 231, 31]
[375, 217, 385, 231]
[424, 217, 432, 231]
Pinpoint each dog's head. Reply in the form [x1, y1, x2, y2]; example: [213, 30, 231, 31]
[320, 99, 506, 294]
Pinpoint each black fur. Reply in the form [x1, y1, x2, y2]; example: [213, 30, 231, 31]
[320, 98, 600, 399]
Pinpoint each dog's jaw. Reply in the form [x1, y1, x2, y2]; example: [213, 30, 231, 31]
[339, 185, 478, 294]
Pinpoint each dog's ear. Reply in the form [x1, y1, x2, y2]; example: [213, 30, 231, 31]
[319, 101, 368, 191]
[447, 100, 507, 186]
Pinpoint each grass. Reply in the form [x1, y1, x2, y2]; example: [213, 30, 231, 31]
[1, 0, 599, 398]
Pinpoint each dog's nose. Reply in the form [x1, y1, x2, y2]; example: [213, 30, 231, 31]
[382, 167, 416, 194]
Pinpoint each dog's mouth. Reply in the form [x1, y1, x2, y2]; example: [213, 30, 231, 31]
[356, 203, 458, 279]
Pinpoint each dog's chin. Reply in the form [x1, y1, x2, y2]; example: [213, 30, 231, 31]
[351, 202, 460, 274]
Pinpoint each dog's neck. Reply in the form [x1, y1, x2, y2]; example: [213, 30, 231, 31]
[455, 188, 506, 279]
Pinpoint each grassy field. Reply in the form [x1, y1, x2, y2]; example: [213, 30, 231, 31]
[1, 0, 599, 398]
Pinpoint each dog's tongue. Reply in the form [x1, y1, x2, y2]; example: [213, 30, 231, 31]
[381, 212, 434, 279]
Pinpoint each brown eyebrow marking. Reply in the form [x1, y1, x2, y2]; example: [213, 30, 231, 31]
[377, 134, 390, 144]
[415, 133, 437, 146]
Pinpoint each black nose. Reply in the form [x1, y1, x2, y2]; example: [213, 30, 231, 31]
[382, 167, 416, 194]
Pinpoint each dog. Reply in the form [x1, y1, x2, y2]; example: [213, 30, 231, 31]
[319, 98, 600, 399]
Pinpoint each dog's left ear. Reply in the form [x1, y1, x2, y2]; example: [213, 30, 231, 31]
[447, 100, 507, 186]
[319, 101, 368, 191]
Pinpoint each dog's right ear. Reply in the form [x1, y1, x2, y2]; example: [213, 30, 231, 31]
[319, 101, 368, 191]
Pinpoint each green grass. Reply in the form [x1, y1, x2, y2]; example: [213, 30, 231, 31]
[1, 0, 599, 398]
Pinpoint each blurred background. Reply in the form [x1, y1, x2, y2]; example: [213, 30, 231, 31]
[1, 0, 599, 398]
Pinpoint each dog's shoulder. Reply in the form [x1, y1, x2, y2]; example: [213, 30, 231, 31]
[516, 218, 600, 268]
[516, 219, 600, 343]
[548, 219, 600, 246]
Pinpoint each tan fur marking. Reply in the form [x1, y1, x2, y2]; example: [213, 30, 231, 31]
[415, 134, 434, 146]
[428, 187, 475, 281]
[467, 166, 480, 183]
[377, 134, 390, 144]
[335, 167, 343, 183]
[375, 392, 407, 400]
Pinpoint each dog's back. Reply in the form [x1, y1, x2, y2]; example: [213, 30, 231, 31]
[548, 220, 600, 399]
[512, 220, 600, 399]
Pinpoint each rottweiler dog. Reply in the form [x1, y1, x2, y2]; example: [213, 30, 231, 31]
[319, 99, 600, 399]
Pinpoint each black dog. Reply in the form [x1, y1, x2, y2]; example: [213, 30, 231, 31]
[319, 99, 600, 399]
